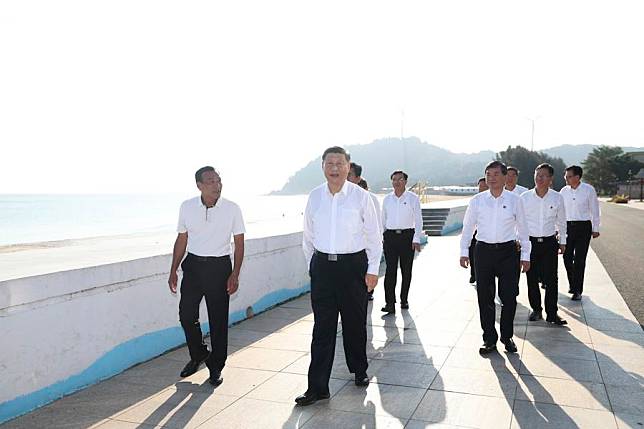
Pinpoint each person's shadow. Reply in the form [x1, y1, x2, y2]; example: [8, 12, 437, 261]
[137, 380, 212, 428]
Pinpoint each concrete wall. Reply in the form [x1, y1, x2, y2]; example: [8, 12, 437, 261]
[0, 232, 309, 424]
[442, 205, 467, 235]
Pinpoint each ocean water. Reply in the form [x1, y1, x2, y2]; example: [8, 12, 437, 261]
[0, 194, 309, 246]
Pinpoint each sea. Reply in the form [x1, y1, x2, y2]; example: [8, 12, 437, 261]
[0, 193, 309, 247]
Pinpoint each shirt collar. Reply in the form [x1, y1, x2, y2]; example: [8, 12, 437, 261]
[325, 180, 350, 197]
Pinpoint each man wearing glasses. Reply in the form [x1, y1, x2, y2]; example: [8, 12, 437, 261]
[168, 166, 245, 386]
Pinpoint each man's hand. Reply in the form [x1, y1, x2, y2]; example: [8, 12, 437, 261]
[168, 271, 178, 294]
[515, 241, 521, 252]
[460, 256, 470, 268]
[227, 273, 240, 295]
[412, 242, 421, 252]
[592, 232, 600, 239]
[365, 274, 378, 292]
[521, 261, 531, 273]
[559, 245, 566, 254]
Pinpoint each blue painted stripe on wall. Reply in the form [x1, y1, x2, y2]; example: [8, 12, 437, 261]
[0, 284, 311, 424]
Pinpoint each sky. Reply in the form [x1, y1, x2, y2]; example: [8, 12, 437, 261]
[1, 0, 643, 196]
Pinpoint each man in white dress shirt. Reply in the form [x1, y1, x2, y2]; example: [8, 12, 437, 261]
[168, 166, 245, 386]
[521, 163, 568, 325]
[506, 166, 529, 195]
[460, 161, 531, 354]
[348, 162, 383, 302]
[560, 165, 601, 300]
[296, 147, 382, 406]
[381, 170, 423, 313]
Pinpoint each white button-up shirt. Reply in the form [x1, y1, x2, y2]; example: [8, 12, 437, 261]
[177, 197, 246, 257]
[460, 190, 531, 261]
[369, 192, 383, 234]
[303, 181, 383, 275]
[382, 190, 424, 243]
[506, 184, 529, 196]
[559, 182, 601, 232]
[520, 189, 567, 245]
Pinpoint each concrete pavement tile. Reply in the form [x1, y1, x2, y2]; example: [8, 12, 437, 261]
[179, 366, 276, 397]
[411, 390, 513, 429]
[519, 354, 603, 383]
[522, 339, 597, 361]
[615, 412, 644, 429]
[110, 358, 188, 388]
[394, 329, 462, 347]
[404, 421, 474, 429]
[430, 366, 518, 399]
[197, 397, 316, 429]
[234, 315, 296, 333]
[162, 345, 242, 363]
[586, 318, 644, 333]
[524, 324, 592, 343]
[278, 320, 318, 335]
[368, 360, 439, 388]
[226, 327, 272, 347]
[278, 295, 311, 309]
[255, 306, 313, 321]
[252, 332, 313, 352]
[112, 391, 237, 429]
[246, 372, 347, 403]
[365, 325, 403, 343]
[605, 384, 644, 415]
[596, 359, 644, 387]
[301, 408, 406, 428]
[327, 382, 426, 419]
[588, 329, 644, 347]
[515, 375, 611, 411]
[91, 420, 160, 428]
[510, 401, 617, 428]
[372, 342, 452, 366]
[443, 346, 522, 374]
[368, 310, 417, 330]
[224, 346, 305, 371]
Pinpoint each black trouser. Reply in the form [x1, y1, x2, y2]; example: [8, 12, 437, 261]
[308, 250, 368, 395]
[383, 229, 415, 305]
[179, 253, 231, 372]
[526, 236, 559, 318]
[563, 221, 592, 295]
[469, 233, 478, 280]
[475, 241, 519, 344]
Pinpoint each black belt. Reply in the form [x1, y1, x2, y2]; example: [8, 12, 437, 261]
[385, 228, 414, 234]
[476, 240, 515, 249]
[314, 249, 365, 262]
[530, 235, 556, 243]
[187, 253, 230, 262]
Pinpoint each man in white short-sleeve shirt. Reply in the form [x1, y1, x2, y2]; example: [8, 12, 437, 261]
[168, 166, 245, 386]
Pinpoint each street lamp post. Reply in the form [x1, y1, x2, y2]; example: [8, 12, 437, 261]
[525, 116, 541, 152]
[635, 168, 644, 202]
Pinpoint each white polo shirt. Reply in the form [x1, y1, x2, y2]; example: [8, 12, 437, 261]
[177, 196, 245, 257]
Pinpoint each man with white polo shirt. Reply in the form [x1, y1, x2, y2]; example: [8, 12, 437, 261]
[521, 163, 568, 325]
[381, 170, 423, 313]
[560, 165, 601, 301]
[296, 146, 381, 406]
[460, 161, 531, 355]
[505, 166, 529, 195]
[168, 166, 245, 386]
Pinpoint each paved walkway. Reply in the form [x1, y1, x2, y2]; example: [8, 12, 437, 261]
[3, 235, 643, 428]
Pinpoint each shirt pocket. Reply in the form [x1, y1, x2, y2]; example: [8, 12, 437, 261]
[339, 208, 361, 232]
[545, 204, 558, 221]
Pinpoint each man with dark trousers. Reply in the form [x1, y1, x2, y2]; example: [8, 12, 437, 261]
[381, 170, 423, 313]
[560, 165, 601, 301]
[521, 163, 568, 325]
[296, 146, 381, 406]
[348, 161, 383, 301]
[460, 161, 531, 354]
[469, 177, 489, 284]
[168, 166, 245, 386]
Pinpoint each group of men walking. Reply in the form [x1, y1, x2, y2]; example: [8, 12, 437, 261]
[165, 148, 600, 407]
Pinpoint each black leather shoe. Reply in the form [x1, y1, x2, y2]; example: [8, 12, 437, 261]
[208, 369, 223, 386]
[501, 338, 518, 353]
[541, 284, 546, 289]
[381, 305, 395, 314]
[469, 276, 476, 284]
[571, 293, 582, 301]
[529, 310, 543, 321]
[400, 302, 409, 310]
[568, 288, 573, 294]
[180, 351, 210, 377]
[546, 315, 568, 325]
[355, 373, 370, 386]
[479, 342, 497, 355]
[295, 391, 330, 406]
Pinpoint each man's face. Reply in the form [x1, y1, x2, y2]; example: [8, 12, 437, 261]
[485, 167, 507, 191]
[506, 170, 518, 187]
[565, 170, 581, 187]
[478, 180, 489, 193]
[392, 173, 407, 192]
[323, 153, 350, 187]
[347, 168, 360, 184]
[197, 170, 222, 199]
[534, 168, 553, 189]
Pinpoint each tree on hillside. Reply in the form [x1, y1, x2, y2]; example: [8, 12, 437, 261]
[496, 146, 567, 190]
[582, 146, 644, 195]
